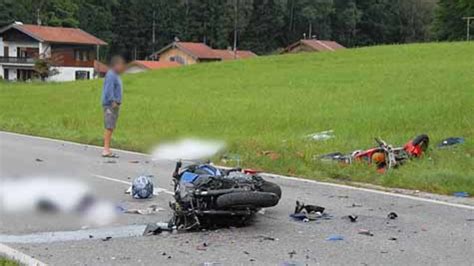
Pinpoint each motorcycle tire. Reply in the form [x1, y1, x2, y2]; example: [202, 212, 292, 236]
[216, 192, 280, 209]
[260, 180, 282, 199]
[412, 134, 429, 151]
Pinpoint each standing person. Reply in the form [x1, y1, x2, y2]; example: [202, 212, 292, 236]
[101, 56, 126, 158]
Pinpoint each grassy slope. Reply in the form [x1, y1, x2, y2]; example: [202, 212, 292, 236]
[0, 42, 473, 195]
[0, 258, 19, 266]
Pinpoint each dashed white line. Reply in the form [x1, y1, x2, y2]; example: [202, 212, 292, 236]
[91, 174, 174, 195]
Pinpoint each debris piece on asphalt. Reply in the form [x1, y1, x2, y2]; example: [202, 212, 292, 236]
[453, 192, 469, 198]
[326, 235, 344, 241]
[104, 160, 117, 164]
[280, 261, 303, 266]
[288, 250, 297, 258]
[256, 235, 277, 241]
[143, 222, 174, 236]
[124, 205, 164, 215]
[102, 236, 112, 241]
[348, 203, 363, 208]
[387, 212, 398, 219]
[466, 218, 474, 222]
[389, 237, 397, 241]
[89, 235, 94, 239]
[128, 160, 140, 164]
[306, 130, 334, 141]
[437, 137, 465, 148]
[35, 158, 43, 162]
[348, 215, 358, 222]
[294, 201, 325, 214]
[358, 229, 374, 236]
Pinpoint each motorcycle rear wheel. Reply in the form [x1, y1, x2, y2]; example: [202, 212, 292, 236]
[216, 192, 279, 209]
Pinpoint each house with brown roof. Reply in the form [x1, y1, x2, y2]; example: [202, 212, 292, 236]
[149, 41, 257, 65]
[0, 22, 107, 82]
[282, 39, 345, 54]
[125, 60, 180, 74]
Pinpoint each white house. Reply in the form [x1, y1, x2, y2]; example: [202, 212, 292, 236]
[0, 22, 107, 82]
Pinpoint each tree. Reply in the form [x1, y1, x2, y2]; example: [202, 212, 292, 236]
[240, 0, 285, 54]
[434, 0, 474, 41]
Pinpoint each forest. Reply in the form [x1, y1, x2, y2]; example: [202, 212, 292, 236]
[0, 0, 472, 59]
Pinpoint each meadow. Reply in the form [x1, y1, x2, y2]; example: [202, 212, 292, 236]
[0, 42, 473, 195]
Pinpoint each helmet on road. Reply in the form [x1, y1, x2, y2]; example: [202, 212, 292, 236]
[132, 175, 154, 199]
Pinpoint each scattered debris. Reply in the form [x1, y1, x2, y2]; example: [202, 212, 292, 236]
[387, 212, 398, 220]
[288, 250, 297, 258]
[256, 235, 277, 241]
[89, 235, 94, 239]
[358, 229, 374, 236]
[348, 215, 358, 223]
[453, 192, 469, 198]
[102, 236, 112, 241]
[466, 218, 474, 222]
[306, 130, 335, 141]
[35, 158, 44, 162]
[196, 244, 207, 251]
[124, 205, 164, 215]
[280, 261, 303, 266]
[143, 222, 174, 236]
[294, 201, 325, 214]
[348, 203, 363, 208]
[388, 237, 398, 241]
[437, 137, 465, 148]
[104, 160, 117, 164]
[128, 160, 140, 164]
[326, 235, 344, 241]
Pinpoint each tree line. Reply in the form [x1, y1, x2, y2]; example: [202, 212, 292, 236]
[0, 0, 472, 60]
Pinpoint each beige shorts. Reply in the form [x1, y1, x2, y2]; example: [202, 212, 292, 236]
[104, 106, 120, 129]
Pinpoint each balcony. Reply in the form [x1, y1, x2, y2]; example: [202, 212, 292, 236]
[0, 56, 36, 65]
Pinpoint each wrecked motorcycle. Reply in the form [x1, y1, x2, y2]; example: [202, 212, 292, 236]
[321, 134, 429, 172]
[168, 161, 282, 231]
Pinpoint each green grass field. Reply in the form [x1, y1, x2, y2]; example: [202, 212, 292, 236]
[0, 42, 473, 195]
[0, 258, 18, 266]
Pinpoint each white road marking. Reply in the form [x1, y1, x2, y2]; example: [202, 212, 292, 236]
[263, 173, 474, 210]
[0, 243, 47, 266]
[2, 131, 473, 209]
[91, 174, 174, 195]
[0, 225, 147, 244]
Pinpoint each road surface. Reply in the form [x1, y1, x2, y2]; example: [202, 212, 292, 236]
[0, 132, 473, 265]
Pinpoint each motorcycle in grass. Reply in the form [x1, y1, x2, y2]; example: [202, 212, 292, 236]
[322, 134, 429, 172]
[168, 161, 282, 231]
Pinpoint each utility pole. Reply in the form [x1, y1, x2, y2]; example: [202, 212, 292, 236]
[463, 17, 474, 41]
[233, 0, 239, 59]
[36, 8, 41, 25]
[152, 10, 156, 60]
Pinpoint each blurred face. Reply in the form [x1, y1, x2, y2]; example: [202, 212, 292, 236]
[112, 60, 126, 74]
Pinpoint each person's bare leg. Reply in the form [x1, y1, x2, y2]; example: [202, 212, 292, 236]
[103, 128, 113, 155]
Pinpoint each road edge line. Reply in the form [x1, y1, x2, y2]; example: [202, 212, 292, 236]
[0, 243, 47, 266]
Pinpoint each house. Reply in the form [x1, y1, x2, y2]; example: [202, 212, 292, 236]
[0, 22, 107, 82]
[125, 60, 180, 74]
[94, 60, 109, 78]
[281, 39, 345, 54]
[149, 41, 257, 65]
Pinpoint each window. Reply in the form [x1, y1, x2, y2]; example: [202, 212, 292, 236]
[74, 50, 89, 62]
[170, 55, 185, 65]
[75, 71, 90, 80]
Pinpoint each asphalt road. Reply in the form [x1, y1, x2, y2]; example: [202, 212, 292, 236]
[0, 132, 473, 266]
